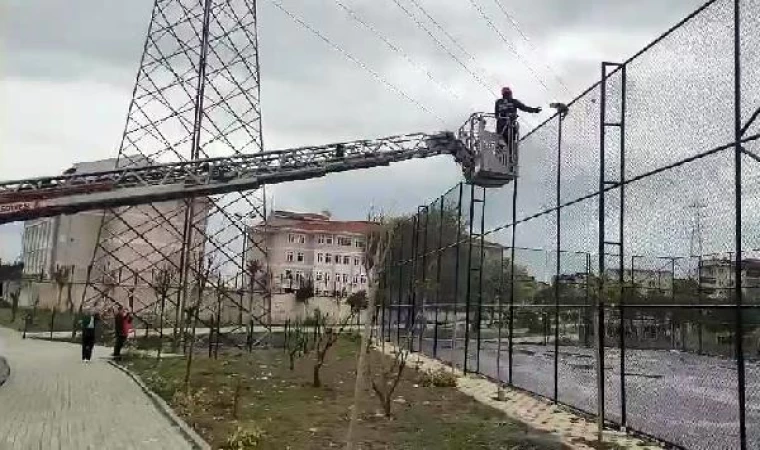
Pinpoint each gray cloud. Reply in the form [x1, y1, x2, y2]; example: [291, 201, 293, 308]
[0, 0, 712, 264]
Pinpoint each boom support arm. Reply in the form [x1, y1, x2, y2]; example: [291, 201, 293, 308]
[0, 131, 467, 224]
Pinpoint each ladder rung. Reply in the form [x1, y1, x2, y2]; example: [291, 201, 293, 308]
[603, 181, 619, 186]
[604, 241, 622, 246]
[604, 122, 622, 127]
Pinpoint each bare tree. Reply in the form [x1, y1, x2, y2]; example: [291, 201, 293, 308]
[151, 265, 176, 361]
[368, 344, 408, 418]
[212, 275, 228, 359]
[245, 259, 262, 350]
[312, 309, 355, 388]
[184, 253, 213, 392]
[284, 317, 309, 371]
[345, 216, 402, 449]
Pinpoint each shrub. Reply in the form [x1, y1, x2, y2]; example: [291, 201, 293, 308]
[295, 282, 314, 304]
[346, 290, 368, 312]
[419, 368, 458, 388]
[172, 387, 211, 417]
[221, 425, 265, 450]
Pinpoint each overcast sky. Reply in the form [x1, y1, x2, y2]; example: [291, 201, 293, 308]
[0, 0, 710, 263]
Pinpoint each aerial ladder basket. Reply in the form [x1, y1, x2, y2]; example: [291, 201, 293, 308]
[458, 113, 518, 188]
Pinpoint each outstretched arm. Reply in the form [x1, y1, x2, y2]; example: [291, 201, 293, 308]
[514, 98, 542, 114]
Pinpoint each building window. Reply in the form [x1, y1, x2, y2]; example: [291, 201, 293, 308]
[286, 251, 294, 262]
[343, 255, 350, 265]
[337, 236, 352, 247]
[288, 233, 305, 244]
[325, 235, 333, 245]
[317, 253, 324, 263]
[342, 273, 349, 283]
[297, 252, 304, 262]
[325, 253, 333, 263]
[295, 271, 304, 283]
[354, 257, 360, 266]
[315, 271, 323, 281]
[284, 269, 293, 280]
[355, 239, 365, 248]
[353, 274, 359, 284]
[325, 272, 331, 282]
[360, 275, 367, 285]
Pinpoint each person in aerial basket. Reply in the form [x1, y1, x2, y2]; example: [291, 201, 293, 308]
[494, 86, 542, 149]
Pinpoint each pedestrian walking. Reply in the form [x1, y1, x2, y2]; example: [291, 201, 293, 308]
[113, 305, 133, 361]
[79, 307, 100, 362]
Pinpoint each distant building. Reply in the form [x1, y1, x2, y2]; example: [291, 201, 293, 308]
[699, 257, 760, 300]
[248, 210, 377, 297]
[19, 156, 210, 310]
[605, 268, 674, 295]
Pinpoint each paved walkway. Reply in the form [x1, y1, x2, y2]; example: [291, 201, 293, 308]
[0, 327, 194, 450]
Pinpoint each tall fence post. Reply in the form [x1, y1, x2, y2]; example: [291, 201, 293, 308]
[476, 187, 486, 373]
[396, 227, 404, 347]
[451, 183, 464, 369]
[433, 195, 444, 358]
[554, 101, 564, 403]
[464, 185, 476, 373]
[419, 205, 429, 353]
[733, 0, 747, 448]
[409, 211, 421, 352]
[508, 179, 518, 386]
[496, 246, 506, 391]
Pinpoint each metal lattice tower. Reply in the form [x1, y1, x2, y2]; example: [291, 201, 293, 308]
[82, 0, 270, 344]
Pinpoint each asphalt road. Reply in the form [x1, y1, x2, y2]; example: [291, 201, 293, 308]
[391, 332, 757, 450]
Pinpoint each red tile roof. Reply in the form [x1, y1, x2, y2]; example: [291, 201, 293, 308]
[253, 211, 379, 235]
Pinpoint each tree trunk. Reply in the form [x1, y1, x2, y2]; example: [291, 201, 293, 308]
[313, 363, 321, 388]
[158, 292, 166, 361]
[383, 395, 392, 418]
[184, 307, 199, 392]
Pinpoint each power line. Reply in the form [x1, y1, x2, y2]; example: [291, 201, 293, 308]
[268, 0, 446, 126]
[491, 0, 571, 94]
[406, 0, 502, 89]
[390, 0, 497, 98]
[332, 0, 462, 101]
[467, 0, 556, 97]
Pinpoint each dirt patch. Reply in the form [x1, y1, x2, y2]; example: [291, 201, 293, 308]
[126, 338, 570, 449]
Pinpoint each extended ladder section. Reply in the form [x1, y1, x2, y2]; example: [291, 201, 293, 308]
[0, 114, 519, 224]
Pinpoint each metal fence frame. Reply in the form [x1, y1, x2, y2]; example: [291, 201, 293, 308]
[379, 1, 760, 448]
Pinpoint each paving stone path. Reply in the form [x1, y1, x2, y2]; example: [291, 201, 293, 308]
[0, 327, 194, 450]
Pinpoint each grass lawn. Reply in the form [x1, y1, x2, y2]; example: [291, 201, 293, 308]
[124, 338, 570, 450]
[0, 306, 79, 333]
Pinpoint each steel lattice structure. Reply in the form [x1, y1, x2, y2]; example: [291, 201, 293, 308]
[82, 0, 271, 347]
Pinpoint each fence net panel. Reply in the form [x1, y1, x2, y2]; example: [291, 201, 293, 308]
[381, 1, 760, 448]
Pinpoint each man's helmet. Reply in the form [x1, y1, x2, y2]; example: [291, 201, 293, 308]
[501, 86, 512, 97]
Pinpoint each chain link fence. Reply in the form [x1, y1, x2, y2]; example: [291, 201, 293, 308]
[379, 1, 760, 448]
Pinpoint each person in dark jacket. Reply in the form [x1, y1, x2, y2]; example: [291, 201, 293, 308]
[79, 307, 100, 363]
[494, 86, 542, 145]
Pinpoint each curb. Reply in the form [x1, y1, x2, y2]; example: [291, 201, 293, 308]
[108, 360, 211, 450]
[0, 356, 9, 387]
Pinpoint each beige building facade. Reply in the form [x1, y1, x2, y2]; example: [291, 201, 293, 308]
[249, 211, 376, 298]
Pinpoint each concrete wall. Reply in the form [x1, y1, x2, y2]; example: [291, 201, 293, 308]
[270, 293, 358, 324]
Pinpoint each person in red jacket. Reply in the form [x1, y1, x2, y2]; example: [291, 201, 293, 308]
[113, 305, 133, 360]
